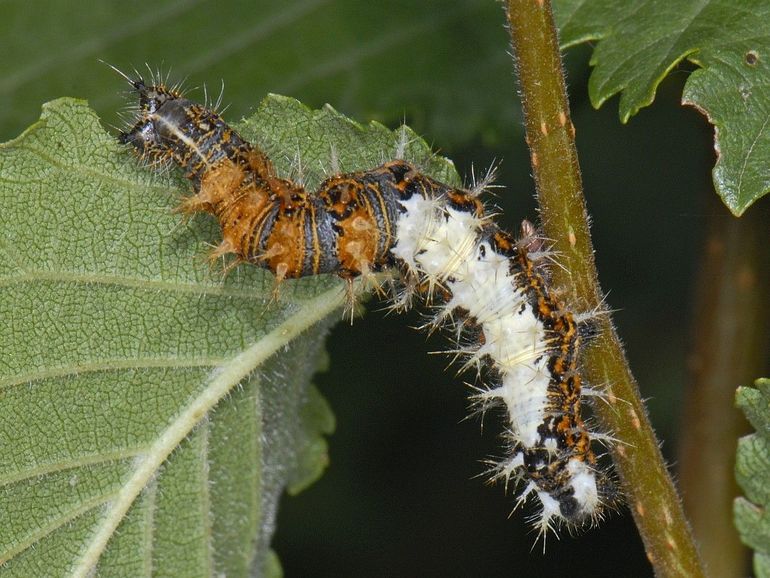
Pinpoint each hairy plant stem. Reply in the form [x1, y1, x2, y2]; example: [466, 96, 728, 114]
[504, 2, 706, 576]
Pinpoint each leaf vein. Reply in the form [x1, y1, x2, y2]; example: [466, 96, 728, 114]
[0, 269, 272, 300]
[0, 452, 144, 487]
[0, 357, 226, 392]
[0, 492, 117, 566]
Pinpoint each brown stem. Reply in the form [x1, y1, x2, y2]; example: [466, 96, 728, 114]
[504, 1, 706, 576]
[678, 196, 770, 577]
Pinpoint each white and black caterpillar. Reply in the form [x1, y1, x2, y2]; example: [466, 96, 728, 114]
[116, 69, 618, 535]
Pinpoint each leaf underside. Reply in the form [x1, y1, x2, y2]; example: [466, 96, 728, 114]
[555, 0, 770, 215]
[734, 378, 770, 578]
[0, 95, 457, 576]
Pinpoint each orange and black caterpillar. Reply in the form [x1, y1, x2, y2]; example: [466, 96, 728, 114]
[119, 76, 411, 284]
[117, 71, 618, 535]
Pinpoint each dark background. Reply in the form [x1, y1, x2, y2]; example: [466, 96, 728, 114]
[2, 1, 721, 576]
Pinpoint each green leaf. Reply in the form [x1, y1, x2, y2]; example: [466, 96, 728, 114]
[0, 95, 457, 576]
[735, 378, 770, 578]
[554, 0, 770, 215]
[0, 0, 515, 149]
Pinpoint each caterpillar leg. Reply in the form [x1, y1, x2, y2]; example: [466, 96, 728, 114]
[342, 277, 358, 324]
[269, 262, 290, 304]
[175, 193, 212, 216]
[205, 239, 242, 277]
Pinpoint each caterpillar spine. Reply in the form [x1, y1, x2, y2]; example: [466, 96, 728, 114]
[115, 70, 618, 537]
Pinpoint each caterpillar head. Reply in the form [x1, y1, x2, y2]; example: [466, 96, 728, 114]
[105, 63, 187, 164]
[117, 81, 187, 158]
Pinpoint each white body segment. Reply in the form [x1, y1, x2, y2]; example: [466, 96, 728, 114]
[391, 193, 604, 531]
[392, 197, 552, 454]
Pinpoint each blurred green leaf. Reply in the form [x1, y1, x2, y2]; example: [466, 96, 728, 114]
[734, 378, 770, 578]
[0, 0, 516, 148]
[0, 94, 456, 576]
[555, 0, 770, 215]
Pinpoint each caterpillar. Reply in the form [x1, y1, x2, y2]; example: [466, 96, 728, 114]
[115, 68, 618, 537]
